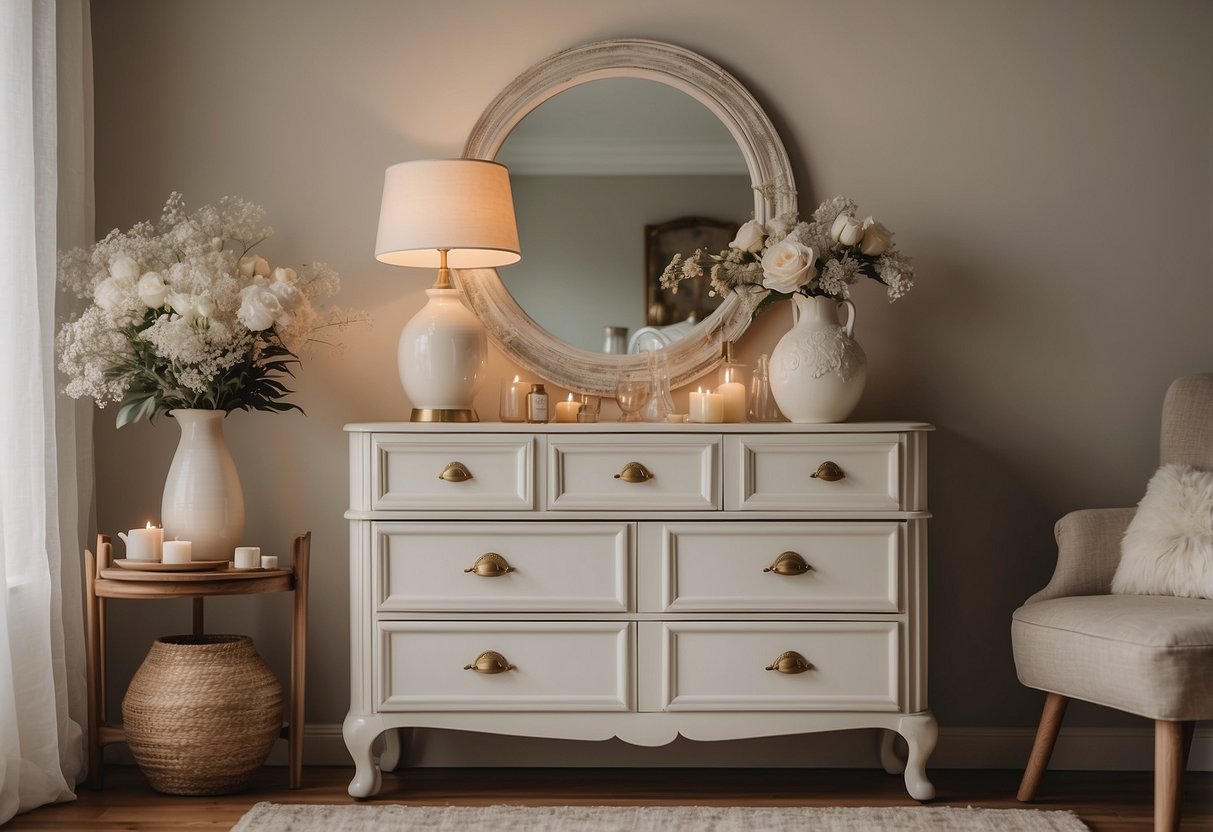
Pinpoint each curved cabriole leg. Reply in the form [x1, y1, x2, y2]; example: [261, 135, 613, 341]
[897, 712, 938, 801]
[379, 728, 403, 773]
[343, 714, 383, 799]
[879, 729, 906, 775]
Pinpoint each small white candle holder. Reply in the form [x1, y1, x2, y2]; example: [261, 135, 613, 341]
[162, 540, 192, 564]
[234, 546, 261, 569]
[260, 555, 279, 570]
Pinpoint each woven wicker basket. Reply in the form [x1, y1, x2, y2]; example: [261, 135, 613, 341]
[122, 634, 283, 795]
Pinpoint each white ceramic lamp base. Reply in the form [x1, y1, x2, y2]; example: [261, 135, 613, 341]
[398, 287, 487, 422]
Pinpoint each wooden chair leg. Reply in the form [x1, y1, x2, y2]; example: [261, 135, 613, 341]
[1156, 720, 1185, 832]
[288, 532, 310, 789]
[1018, 692, 1068, 802]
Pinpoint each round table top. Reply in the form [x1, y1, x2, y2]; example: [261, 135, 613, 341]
[98, 566, 293, 582]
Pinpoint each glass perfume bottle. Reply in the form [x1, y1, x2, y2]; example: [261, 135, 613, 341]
[641, 349, 675, 422]
[748, 353, 783, 422]
[717, 341, 748, 423]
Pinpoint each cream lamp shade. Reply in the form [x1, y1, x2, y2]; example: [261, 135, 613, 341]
[375, 159, 520, 269]
[375, 158, 521, 423]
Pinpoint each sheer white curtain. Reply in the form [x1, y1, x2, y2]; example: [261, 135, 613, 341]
[0, 0, 92, 822]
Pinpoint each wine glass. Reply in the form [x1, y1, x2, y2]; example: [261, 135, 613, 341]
[615, 372, 652, 423]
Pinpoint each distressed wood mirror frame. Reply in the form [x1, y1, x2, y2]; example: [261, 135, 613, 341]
[460, 38, 797, 395]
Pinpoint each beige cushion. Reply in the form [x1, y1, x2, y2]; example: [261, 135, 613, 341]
[1012, 594, 1213, 721]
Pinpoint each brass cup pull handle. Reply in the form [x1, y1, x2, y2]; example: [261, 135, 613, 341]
[464, 552, 514, 577]
[439, 461, 474, 482]
[463, 650, 515, 674]
[765, 651, 813, 674]
[763, 551, 812, 576]
[811, 461, 845, 482]
[614, 461, 654, 483]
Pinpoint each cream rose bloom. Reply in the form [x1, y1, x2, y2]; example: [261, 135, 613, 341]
[137, 272, 169, 308]
[237, 284, 285, 331]
[729, 220, 767, 253]
[830, 213, 864, 246]
[859, 218, 893, 256]
[268, 280, 303, 311]
[760, 240, 817, 293]
[271, 266, 298, 284]
[166, 292, 198, 323]
[94, 275, 134, 311]
[109, 255, 140, 281]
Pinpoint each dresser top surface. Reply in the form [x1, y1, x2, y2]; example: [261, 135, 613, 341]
[345, 421, 933, 434]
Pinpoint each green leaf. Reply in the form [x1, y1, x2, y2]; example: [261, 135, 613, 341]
[115, 394, 159, 429]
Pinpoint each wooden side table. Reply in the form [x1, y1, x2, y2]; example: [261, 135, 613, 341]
[84, 532, 310, 790]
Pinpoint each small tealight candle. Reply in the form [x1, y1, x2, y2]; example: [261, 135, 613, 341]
[689, 387, 724, 423]
[234, 546, 261, 569]
[260, 555, 279, 570]
[121, 522, 164, 561]
[554, 393, 582, 423]
[162, 540, 192, 564]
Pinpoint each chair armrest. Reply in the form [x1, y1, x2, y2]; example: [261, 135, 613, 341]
[1024, 507, 1137, 604]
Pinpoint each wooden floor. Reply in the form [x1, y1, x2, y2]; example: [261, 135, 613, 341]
[7, 766, 1213, 831]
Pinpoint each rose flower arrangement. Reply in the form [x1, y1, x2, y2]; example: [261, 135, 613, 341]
[57, 193, 361, 427]
[660, 195, 915, 316]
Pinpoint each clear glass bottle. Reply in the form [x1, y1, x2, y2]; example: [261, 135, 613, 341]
[717, 341, 748, 423]
[641, 349, 675, 422]
[748, 353, 783, 422]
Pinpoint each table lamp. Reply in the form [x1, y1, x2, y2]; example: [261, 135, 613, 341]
[375, 159, 521, 422]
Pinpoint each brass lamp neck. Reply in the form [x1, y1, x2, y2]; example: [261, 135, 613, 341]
[433, 248, 453, 290]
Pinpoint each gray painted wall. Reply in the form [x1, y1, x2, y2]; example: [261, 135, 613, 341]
[89, 0, 1213, 765]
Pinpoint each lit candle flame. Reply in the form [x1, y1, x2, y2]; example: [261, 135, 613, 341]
[146, 521, 154, 529]
[513, 375, 520, 383]
[567, 393, 574, 402]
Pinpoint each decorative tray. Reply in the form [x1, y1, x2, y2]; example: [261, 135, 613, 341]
[113, 559, 229, 572]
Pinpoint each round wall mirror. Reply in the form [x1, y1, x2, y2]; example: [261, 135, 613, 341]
[461, 39, 796, 395]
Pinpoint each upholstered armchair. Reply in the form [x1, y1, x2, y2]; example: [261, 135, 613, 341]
[1012, 374, 1213, 832]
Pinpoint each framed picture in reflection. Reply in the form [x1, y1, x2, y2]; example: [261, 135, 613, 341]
[644, 216, 738, 327]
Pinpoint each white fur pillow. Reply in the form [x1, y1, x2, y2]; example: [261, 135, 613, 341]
[1112, 464, 1213, 599]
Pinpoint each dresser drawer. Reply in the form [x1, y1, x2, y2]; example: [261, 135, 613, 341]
[377, 621, 632, 711]
[725, 434, 900, 510]
[374, 522, 630, 612]
[547, 435, 719, 511]
[370, 434, 534, 511]
[640, 621, 899, 712]
[638, 522, 901, 613]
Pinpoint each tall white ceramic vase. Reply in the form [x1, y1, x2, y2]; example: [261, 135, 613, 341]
[769, 294, 867, 423]
[161, 409, 245, 560]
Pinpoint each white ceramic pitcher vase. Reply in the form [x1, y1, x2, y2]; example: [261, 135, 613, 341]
[160, 409, 245, 560]
[769, 294, 867, 423]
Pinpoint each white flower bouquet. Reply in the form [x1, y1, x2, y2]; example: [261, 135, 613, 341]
[660, 195, 916, 316]
[57, 193, 360, 426]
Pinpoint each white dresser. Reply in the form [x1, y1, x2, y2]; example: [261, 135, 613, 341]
[343, 422, 936, 799]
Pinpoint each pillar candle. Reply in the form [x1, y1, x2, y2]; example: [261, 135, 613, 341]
[689, 388, 724, 423]
[499, 375, 528, 422]
[554, 394, 582, 423]
[718, 381, 747, 423]
[121, 522, 164, 561]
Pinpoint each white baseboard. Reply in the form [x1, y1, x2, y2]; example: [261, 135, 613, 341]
[259, 724, 1213, 772]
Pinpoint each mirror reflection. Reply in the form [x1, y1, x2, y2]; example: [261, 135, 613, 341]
[496, 78, 753, 354]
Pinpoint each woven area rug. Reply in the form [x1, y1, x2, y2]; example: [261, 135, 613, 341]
[230, 802, 1089, 831]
